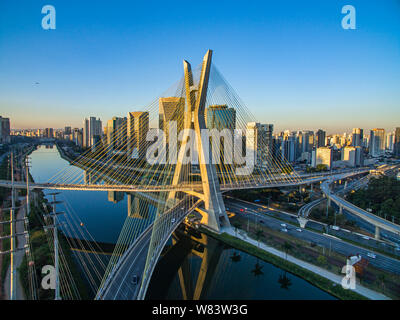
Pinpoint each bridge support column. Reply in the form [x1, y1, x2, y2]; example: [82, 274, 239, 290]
[375, 226, 380, 240]
[297, 217, 308, 229]
[168, 50, 230, 233]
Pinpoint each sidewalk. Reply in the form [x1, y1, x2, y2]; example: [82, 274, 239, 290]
[222, 226, 390, 300]
[4, 197, 26, 300]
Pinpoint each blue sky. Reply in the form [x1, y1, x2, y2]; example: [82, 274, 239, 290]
[0, 0, 399, 134]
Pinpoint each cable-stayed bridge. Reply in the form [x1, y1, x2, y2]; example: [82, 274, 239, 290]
[1, 50, 372, 300]
[0, 168, 369, 193]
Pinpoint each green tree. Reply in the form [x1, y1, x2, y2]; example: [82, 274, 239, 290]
[278, 273, 292, 290]
[232, 221, 241, 237]
[317, 255, 327, 266]
[251, 261, 264, 277]
[254, 229, 264, 248]
[283, 241, 292, 260]
[377, 274, 386, 293]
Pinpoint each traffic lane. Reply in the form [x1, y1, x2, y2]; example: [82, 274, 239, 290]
[101, 229, 151, 300]
[227, 202, 400, 275]
[226, 198, 326, 232]
[228, 197, 399, 253]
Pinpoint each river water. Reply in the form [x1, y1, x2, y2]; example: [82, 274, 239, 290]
[29, 145, 335, 300]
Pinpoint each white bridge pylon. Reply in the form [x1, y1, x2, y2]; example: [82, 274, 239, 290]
[168, 50, 230, 233]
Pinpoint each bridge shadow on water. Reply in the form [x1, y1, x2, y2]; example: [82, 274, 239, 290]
[145, 225, 336, 300]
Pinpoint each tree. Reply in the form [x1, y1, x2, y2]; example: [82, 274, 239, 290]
[232, 222, 241, 237]
[254, 229, 264, 248]
[377, 274, 386, 292]
[283, 241, 292, 260]
[230, 251, 241, 263]
[316, 164, 328, 172]
[317, 255, 327, 266]
[278, 273, 292, 290]
[251, 261, 264, 277]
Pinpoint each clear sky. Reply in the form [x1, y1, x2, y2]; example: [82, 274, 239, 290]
[0, 0, 399, 134]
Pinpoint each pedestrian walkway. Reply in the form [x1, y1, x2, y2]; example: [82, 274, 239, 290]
[4, 197, 26, 300]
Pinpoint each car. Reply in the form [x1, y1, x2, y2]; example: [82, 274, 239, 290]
[367, 252, 376, 259]
[132, 274, 140, 285]
[296, 228, 302, 232]
[362, 235, 370, 240]
[171, 218, 176, 223]
[240, 208, 244, 212]
[331, 226, 340, 231]
[280, 223, 287, 227]
[280, 228, 288, 232]
[395, 246, 400, 252]
[259, 220, 264, 224]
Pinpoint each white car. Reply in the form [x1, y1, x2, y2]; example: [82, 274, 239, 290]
[280, 223, 287, 227]
[281, 228, 288, 233]
[362, 236, 370, 240]
[367, 252, 376, 259]
[331, 226, 340, 231]
[296, 228, 302, 232]
[171, 218, 176, 223]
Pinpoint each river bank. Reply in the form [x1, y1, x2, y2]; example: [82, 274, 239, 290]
[199, 226, 390, 300]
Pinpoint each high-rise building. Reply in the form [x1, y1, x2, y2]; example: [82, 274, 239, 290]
[83, 117, 102, 149]
[281, 131, 296, 163]
[108, 191, 124, 203]
[127, 111, 149, 159]
[315, 147, 332, 169]
[159, 97, 185, 144]
[205, 105, 236, 165]
[393, 127, 400, 157]
[315, 129, 326, 148]
[44, 128, 54, 138]
[301, 130, 314, 153]
[351, 128, 363, 147]
[107, 117, 127, 151]
[246, 122, 273, 167]
[369, 128, 385, 157]
[342, 146, 357, 167]
[205, 105, 236, 131]
[72, 128, 83, 147]
[386, 132, 394, 151]
[0, 116, 11, 144]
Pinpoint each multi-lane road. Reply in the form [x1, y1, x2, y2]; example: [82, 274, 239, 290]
[225, 198, 400, 275]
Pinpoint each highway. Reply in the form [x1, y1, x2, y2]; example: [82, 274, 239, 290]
[321, 181, 400, 237]
[97, 199, 200, 300]
[98, 224, 152, 300]
[225, 198, 400, 275]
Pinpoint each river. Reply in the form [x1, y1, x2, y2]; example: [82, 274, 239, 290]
[28, 144, 335, 300]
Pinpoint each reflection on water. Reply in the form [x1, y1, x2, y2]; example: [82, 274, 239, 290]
[29, 145, 335, 300]
[29, 145, 157, 244]
[147, 226, 336, 300]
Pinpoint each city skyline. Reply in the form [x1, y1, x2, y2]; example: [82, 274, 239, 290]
[1, 0, 400, 132]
